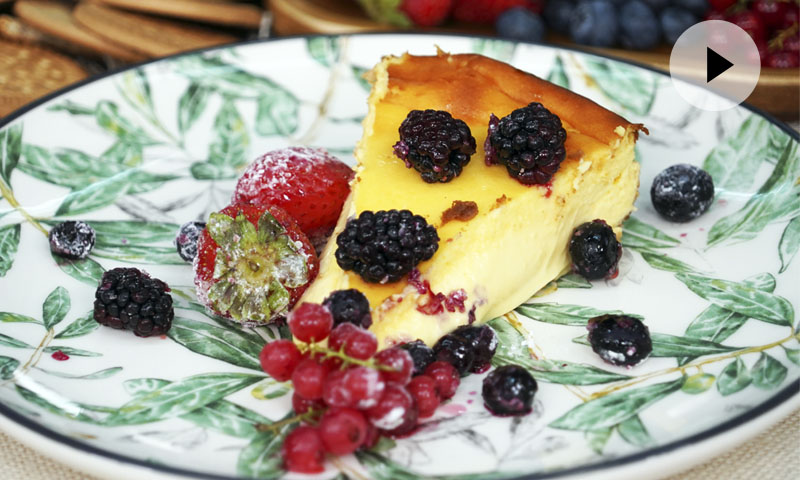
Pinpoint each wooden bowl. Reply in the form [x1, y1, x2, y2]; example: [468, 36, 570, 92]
[268, 0, 799, 121]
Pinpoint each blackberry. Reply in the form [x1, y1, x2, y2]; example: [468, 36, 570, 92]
[650, 164, 714, 222]
[433, 333, 475, 375]
[569, 219, 622, 280]
[93, 267, 174, 337]
[393, 109, 476, 183]
[399, 340, 436, 376]
[587, 314, 652, 367]
[335, 210, 439, 283]
[175, 221, 205, 263]
[482, 365, 537, 416]
[485, 103, 567, 185]
[48, 221, 95, 259]
[452, 325, 498, 373]
[322, 289, 372, 328]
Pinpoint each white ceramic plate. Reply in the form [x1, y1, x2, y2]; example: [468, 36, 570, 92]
[0, 34, 798, 480]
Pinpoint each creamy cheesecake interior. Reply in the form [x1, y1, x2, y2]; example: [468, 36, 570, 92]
[300, 51, 644, 348]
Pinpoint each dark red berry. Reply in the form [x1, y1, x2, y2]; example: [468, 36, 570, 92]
[407, 375, 440, 418]
[729, 11, 767, 42]
[765, 50, 800, 68]
[424, 361, 460, 400]
[587, 314, 653, 367]
[328, 323, 378, 360]
[381, 399, 419, 437]
[292, 392, 325, 416]
[781, 5, 799, 28]
[365, 384, 414, 430]
[709, 0, 735, 12]
[322, 289, 372, 328]
[318, 408, 369, 455]
[482, 365, 537, 416]
[282, 426, 325, 474]
[569, 219, 622, 280]
[288, 303, 333, 343]
[259, 340, 303, 382]
[375, 348, 414, 386]
[753, 0, 792, 28]
[343, 366, 385, 409]
[291, 358, 330, 400]
[399, 340, 436, 376]
[362, 423, 380, 449]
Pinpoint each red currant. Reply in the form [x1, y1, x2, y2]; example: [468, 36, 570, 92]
[709, 0, 736, 12]
[291, 358, 330, 400]
[424, 361, 460, 400]
[288, 303, 333, 343]
[259, 340, 302, 382]
[343, 366, 386, 409]
[322, 369, 352, 407]
[381, 399, 418, 437]
[365, 384, 414, 430]
[781, 6, 798, 28]
[375, 348, 414, 386]
[282, 426, 325, 474]
[318, 407, 369, 455]
[753, 0, 793, 29]
[328, 323, 378, 360]
[407, 375, 440, 418]
[783, 34, 800, 54]
[765, 50, 800, 67]
[292, 392, 325, 416]
[362, 423, 380, 450]
[729, 11, 767, 42]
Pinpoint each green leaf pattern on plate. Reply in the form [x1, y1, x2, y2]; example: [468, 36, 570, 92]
[0, 224, 20, 277]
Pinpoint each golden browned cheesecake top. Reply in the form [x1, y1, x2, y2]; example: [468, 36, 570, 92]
[385, 51, 645, 146]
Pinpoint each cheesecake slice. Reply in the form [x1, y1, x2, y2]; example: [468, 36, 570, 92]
[300, 51, 644, 348]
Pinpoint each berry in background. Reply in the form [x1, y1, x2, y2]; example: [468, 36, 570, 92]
[619, 1, 661, 50]
[495, 7, 547, 42]
[401, 0, 455, 26]
[570, 0, 620, 47]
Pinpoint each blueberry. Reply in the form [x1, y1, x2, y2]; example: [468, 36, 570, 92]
[482, 365, 537, 416]
[399, 340, 436, 376]
[433, 333, 475, 375]
[543, 0, 575, 35]
[322, 289, 372, 328]
[674, 0, 708, 17]
[660, 7, 697, 45]
[650, 164, 714, 222]
[175, 221, 205, 262]
[49, 221, 96, 260]
[570, 0, 619, 47]
[452, 325, 498, 373]
[641, 0, 670, 12]
[496, 8, 546, 42]
[619, 1, 661, 50]
[587, 314, 652, 367]
[569, 219, 622, 280]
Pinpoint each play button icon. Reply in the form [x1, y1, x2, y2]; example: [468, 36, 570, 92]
[706, 47, 733, 83]
[669, 20, 761, 111]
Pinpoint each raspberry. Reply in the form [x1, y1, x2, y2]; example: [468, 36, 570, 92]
[433, 334, 475, 375]
[407, 375, 440, 418]
[322, 289, 372, 328]
[482, 365, 537, 416]
[49, 221, 95, 259]
[175, 221, 205, 262]
[319, 408, 369, 455]
[424, 361, 460, 399]
[232, 147, 353, 248]
[259, 340, 302, 382]
[486, 102, 567, 185]
[335, 209, 439, 283]
[193, 204, 318, 325]
[393, 109, 476, 183]
[282, 426, 325, 474]
[375, 348, 414, 386]
[343, 367, 386, 409]
[292, 358, 330, 400]
[292, 392, 325, 415]
[328, 323, 378, 360]
[401, 0, 455, 27]
[453, 0, 541, 24]
[366, 385, 415, 430]
[399, 340, 436, 376]
[569, 219, 622, 280]
[650, 164, 715, 222]
[587, 314, 652, 367]
[93, 267, 173, 337]
[288, 303, 333, 343]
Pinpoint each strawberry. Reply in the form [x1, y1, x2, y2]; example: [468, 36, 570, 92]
[452, 0, 542, 24]
[232, 147, 353, 249]
[194, 203, 319, 325]
[401, 0, 455, 27]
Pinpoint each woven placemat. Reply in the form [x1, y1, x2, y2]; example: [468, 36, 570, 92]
[0, 408, 797, 479]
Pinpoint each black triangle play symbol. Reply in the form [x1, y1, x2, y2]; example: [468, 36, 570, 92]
[707, 47, 733, 83]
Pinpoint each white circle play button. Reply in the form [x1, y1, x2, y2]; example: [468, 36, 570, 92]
[669, 20, 761, 111]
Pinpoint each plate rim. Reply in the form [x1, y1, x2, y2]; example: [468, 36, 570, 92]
[0, 32, 798, 480]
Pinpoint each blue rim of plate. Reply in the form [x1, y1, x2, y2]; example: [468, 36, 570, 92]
[0, 32, 797, 480]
